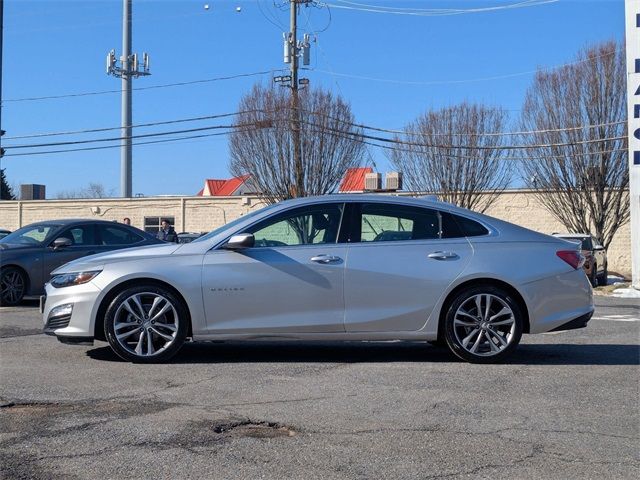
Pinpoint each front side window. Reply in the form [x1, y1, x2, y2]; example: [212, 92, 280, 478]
[247, 203, 344, 247]
[57, 225, 96, 246]
[98, 225, 144, 245]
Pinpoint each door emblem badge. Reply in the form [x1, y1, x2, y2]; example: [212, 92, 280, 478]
[210, 287, 245, 293]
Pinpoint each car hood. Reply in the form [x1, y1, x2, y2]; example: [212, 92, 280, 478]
[51, 243, 183, 274]
[0, 242, 42, 252]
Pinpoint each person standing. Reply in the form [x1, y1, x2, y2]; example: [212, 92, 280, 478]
[123, 217, 131, 225]
[157, 219, 177, 243]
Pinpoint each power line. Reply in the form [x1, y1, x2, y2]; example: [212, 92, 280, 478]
[0, 70, 280, 104]
[3, 121, 626, 162]
[3, 111, 255, 140]
[3, 106, 626, 142]
[3, 115, 626, 156]
[4, 122, 258, 150]
[322, 0, 558, 17]
[309, 48, 619, 86]
[1, 126, 263, 158]
[307, 121, 626, 152]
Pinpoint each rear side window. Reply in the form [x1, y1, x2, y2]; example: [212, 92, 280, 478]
[448, 213, 489, 237]
[358, 204, 441, 242]
[98, 225, 144, 245]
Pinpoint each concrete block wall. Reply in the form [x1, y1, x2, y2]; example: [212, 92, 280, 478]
[0, 191, 631, 276]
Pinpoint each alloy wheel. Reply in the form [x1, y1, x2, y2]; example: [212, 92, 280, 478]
[113, 292, 180, 357]
[452, 293, 516, 357]
[1, 269, 26, 306]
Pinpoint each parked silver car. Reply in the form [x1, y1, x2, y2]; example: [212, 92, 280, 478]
[42, 195, 593, 363]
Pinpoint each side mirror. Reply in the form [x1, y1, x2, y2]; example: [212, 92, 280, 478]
[222, 233, 255, 250]
[52, 237, 72, 250]
[594, 245, 605, 251]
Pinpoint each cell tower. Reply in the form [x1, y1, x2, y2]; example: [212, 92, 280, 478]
[106, 0, 151, 198]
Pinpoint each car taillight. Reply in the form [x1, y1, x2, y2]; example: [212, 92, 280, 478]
[556, 250, 585, 270]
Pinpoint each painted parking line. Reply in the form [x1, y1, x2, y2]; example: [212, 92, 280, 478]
[592, 315, 639, 322]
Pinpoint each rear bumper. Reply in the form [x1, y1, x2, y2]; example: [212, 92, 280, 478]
[521, 269, 594, 334]
[550, 311, 593, 332]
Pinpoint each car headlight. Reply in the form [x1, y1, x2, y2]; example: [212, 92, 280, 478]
[50, 270, 102, 288]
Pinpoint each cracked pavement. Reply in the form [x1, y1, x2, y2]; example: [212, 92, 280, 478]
[0, 296, 638, 479]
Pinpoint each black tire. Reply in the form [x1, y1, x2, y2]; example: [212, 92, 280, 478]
[589, 262, 598, 288]
[0, 267, 27, 306]
[104, 285, 188, 363]
[443, 285, 523, 364]
[596, 264, 608, 287]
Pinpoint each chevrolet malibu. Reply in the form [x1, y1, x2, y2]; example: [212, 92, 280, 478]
[42, 195, 593, 363]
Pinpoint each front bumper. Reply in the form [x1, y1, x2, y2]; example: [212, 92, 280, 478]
[42, 281, 102, 341]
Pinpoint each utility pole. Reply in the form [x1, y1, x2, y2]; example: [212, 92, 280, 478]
[106, 0, 150, 198]
[274, 0, 312, 197]
[0, 0, 5, 162]
[289, 0, 303, 197]
[625, 0, 640, 290]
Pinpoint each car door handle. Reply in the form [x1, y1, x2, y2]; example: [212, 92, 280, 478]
[310, 255, 342, 264]
[428, 251, 459, 260]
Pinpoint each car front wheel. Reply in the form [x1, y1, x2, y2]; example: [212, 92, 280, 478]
[444, 286, 523, 363]
[104, 286, 188, 363]
[0, 267, 27, 306]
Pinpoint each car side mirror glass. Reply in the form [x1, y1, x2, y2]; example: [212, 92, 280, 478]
[52, 237, 72, 250]
[222, 233, 255, 250]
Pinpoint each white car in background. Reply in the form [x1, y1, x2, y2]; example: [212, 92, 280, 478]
[41, 195, 593, 364]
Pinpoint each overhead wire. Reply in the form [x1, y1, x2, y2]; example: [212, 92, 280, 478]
[2, 121, 626, 161]
[1, 70, 281, 104]
[2, 114, 627, 158]
[2, 108, 626, 143]
[309, 48, 619, 86]
[322, 0, 558, 16]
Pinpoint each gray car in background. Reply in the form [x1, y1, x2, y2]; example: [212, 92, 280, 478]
[42, 195, 593, 364]
[0, 219, 161, 306]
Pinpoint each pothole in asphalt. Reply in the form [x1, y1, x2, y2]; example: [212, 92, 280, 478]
[212, 419, 296, 438]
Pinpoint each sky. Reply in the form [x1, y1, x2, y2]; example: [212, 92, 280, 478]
[0, 0, 625, 197]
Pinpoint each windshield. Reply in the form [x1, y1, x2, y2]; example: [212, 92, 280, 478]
[191, 204, 278, 243]
[0, 224, 61, 245]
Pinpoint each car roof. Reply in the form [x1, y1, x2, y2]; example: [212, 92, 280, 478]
[24, 219, 134, 227]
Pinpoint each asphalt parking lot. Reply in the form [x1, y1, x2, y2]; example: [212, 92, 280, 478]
[0, 296, 638, 480]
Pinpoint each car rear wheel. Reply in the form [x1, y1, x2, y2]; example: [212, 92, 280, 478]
[104, 286, 188, 363]
[596, 264, 608, 287]
[589, 262, 598, 288]
[0, 267, 26, 306]
[444, 286, 523, 363]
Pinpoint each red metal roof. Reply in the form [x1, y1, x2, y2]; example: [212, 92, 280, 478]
[197, 175, 251, 196]
[339, 167, 373, 192]
[216, 174, 251, 196]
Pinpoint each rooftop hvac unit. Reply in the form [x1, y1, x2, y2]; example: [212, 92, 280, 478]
[20, 184, 46, 200]
[364, 173, 382, 191]
[386, 172, 403, 191]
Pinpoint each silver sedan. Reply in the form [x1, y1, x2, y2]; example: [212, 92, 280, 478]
[42, 195, 593, 363]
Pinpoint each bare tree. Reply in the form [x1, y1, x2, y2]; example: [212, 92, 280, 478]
[56, 182, 114, 199]
[520, 41, 628, 249]
[388, 102, 512, 212]
[229, 84, 366, 204]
